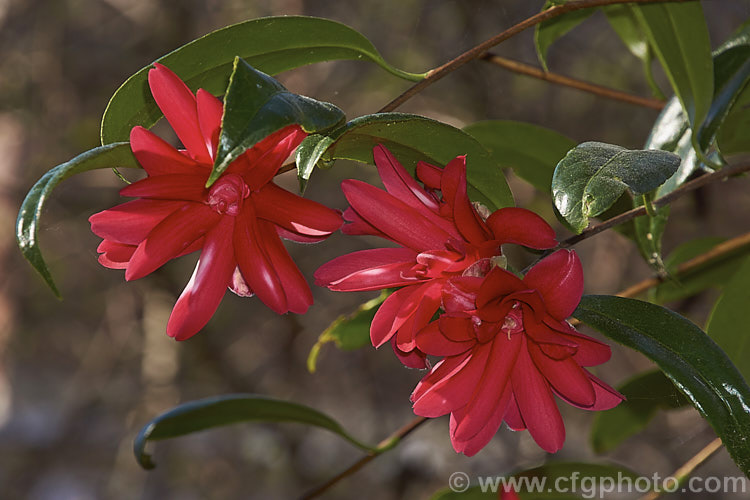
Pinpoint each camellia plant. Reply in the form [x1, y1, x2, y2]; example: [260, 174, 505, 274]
[14, 1, 750, 498]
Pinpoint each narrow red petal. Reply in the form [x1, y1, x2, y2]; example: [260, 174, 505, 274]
[314, 247, 418, 290]
[233, 125, 306, 191]
[125, 204, 217, 280]
[416, 321, 475, 356]
[450, 384, 511, 456]
[370, 285, 419, 347]
[374, 145, 440, 212]
[341, 207, 390, 239]
[196, 89, 223, 160]
[528, 341, 595, 408]
[416, 160, 442, 190]
[486, 207, 557, 249]
[233, 202, 287, 314]
[97, 240, 136, 269]
[119, 174, 208, 202]
[90, 199, 185, 245]
[452, 334, 521, 441]
[411, 353, 470, 403]
[512, 340, 566, 453]
[561, 373, 624, 411]
[394, 281, 443, 352]
[342, 179, 453, 251]
[441, 155, 491, 244]
[254, 183, 342, 237]
[503, 393, 526, 431]
[523, 249, 584, 320]
[256, 219, 313, 314]
[167, 216, 236, 340]
[390, 337, 428, 369]
[148, 64, 211, 164]
[130, 126, 208, 177]
[546, 319, 612, 367]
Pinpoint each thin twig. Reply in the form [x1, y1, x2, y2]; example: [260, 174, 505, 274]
[300, 416, 428, 499]
[638, 438, 724, 500]
[561, 161, 750, 248]
[378, 0, 691, 113]
[481, 53, 665, 110]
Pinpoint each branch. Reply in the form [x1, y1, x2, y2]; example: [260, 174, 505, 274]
[638, 438, 723, 500]
[561, 161, 750, 248]
[378, 0, 692, 113]
[300, 416, 428, 499]
[481, 54, 665, 110]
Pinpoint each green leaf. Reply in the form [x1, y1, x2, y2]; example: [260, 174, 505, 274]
[632, 3, 713, 130]
[534, 2, 596, 71]
[296, 113, 514, 211]
[716, 84, 750, 155]
[209, 57, 345, 186]
[430, 462, 638, 499]
[652, 236, 750, 303]
[551, 142, 680, 233]
[101, 16, 425, 144]
[706, 255, 750, 383]
[574, 295, 750, 476]
[16, 143, 140, 297]
[603, 4, 664, 99]
[590, 370, 688, 453]
[134, 393, 377, 469]
[463, 120, 576, 193]
[307, 291, 389, 373]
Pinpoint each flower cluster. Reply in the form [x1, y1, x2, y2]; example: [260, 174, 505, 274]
[316, 146, 623, 454]
[90, 64, 342, 340]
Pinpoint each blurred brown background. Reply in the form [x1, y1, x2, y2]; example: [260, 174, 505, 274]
[2, 1, 750, 498]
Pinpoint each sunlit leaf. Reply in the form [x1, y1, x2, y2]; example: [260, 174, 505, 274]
[633, 2, 713, 130]
[101, 16, 425, 144]
[296, 113, 514, 211]
[590, 370, 688, 453]
[134, 394, 377, 469]
[706, 255, 750, 382]
[307, 291, 389, 373]
[551, 142, 680, 233]
[574, 295, 750, 476]
[16, 143, 139, 297]
[463, 120, 575, 193]
[209, 57, 345, 186]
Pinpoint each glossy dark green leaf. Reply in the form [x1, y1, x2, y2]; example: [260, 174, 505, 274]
[307, 291, 389, 373]
[590, 370, 688, 453]
[603, 4, 663, 99]
[574, 295, 750, 476]
[463, 120, 576, 193]
[16, 143, 139, 297]
[134, 393, 376, 469]
[552, 142, 680, 233]
[633, 2, 713, 130]
[652, 236, 750, 303]
[209, 57, 345, 186]
[100, 16, 424, 144]
[706, 255, 750, 382]
[430, 462, 638, 499]
[717, 85, 750, 155]
[296, 113, 514, 211]
[534, 2, 596, 71]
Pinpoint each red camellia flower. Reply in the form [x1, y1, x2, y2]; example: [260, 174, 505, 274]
[314, 145, 556, 368]
[411, 249, 624, 455]
[89, 64, 342, 340]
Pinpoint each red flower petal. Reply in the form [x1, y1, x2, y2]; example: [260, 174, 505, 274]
[450, 385, 511, 456]
[416, 320, 475, 356]
[90, 199, 185, 245]
[254, 183, 342, 238]
[512, 340, 565, 453]
[412, 342, 492, 417]
[125, 203, 218, 281]
[256, 219, 313, 314]
[148, 64, 211, 164]
[390, 337, 428, 369]
[452, 334, 521, 441]
[233, 202, 287, 314]
[503, 393, 526, 431]
[315, 247, 418, 291]
[130, 126, 208, 177]
[441, 277, 481, 313]
[233, 125, 306, 191]
[528, 341, 595, 408]
[440, 155, 491, 245]
[119, 174, 208, 202]
[96, 240, 136, 269]
[370, 285, 419, 348]
[561, 373, 624, 411]
[486, 207, 557, 249]
[196, 89, 223, 160]
[416, 161, 442, 190]
[394, 281, 443, 352]
[523, 249, 583, 320]
[545, 319, 612, 366]
[374, 145, 440, 212]
[476, 267, 527, 321]
[341, 207, 389, 239]
[167, 216, 236, 340]
[342, 179, 454, 252]
[411, 353, 470, 404]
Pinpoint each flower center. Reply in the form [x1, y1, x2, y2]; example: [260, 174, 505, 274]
[207, 174, 250, 216]
[500, 302, 524, 339]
